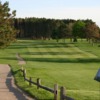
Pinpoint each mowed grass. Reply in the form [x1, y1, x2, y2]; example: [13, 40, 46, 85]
[0, 39, 100, 100]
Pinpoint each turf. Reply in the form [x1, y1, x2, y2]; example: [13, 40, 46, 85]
[0, 39, 100, 100]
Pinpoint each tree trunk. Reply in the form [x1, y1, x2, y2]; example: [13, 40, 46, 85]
[73, 37, 77, 42]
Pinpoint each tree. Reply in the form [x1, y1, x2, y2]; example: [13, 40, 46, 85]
[72, 20, 85, 42]
[85, 22, 100, 43]
[51, 20, 62, 42]
[0, 1, 16, 48]
[66, 23, 73, 42]
[58, 22, 68, 43]
[13, 17, 100, 42]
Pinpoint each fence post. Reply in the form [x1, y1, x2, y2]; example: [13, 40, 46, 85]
[23, 69, 26, 81]
[60, 87, 66, 100]
[54, 84, 58, 100]
[37, 78, 41, 89]
[29, 77, 32, 86]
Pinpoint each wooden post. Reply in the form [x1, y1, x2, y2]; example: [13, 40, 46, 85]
[60, 87, 66, 100]
[29, 77, 32, 86]
[54, 84, 58, 100]
[37, 78, 41, 89]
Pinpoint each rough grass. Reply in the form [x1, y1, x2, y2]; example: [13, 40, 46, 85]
[0, 39, 100, 100]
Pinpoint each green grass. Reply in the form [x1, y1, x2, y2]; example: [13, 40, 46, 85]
[0, 39, 100, 100]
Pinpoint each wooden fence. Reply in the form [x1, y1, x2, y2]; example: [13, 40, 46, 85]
[20, 67, 74, 100]
[60, 87, 74, 100]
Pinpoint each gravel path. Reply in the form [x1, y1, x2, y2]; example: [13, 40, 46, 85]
[0, 64, 34, 100]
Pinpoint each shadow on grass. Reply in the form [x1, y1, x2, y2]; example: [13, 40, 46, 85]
[23, 51, 84, 55]
[7, 45, 28, 49]
[25, 58, 100, 63]
[0, 56, 100, 63]
[7, 44, 71, 49]
[0, 52, 100, 63]
[31, 45, 71, 48]
[0, 57, 17, 61]
[7, 41, 74, 49]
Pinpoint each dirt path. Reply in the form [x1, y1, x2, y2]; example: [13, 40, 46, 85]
[0, 64, 34, 100]
[16, 53, 26, 65]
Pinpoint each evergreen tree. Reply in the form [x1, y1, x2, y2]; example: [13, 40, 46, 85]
[0, 1, 16, 48]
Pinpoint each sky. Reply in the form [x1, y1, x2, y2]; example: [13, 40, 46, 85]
[1, 0, 100, 26]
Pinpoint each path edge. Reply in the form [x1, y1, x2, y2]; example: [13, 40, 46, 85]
[8, 64, 37, 100]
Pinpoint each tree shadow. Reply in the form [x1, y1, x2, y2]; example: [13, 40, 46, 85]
[0, 57, 17, 61]
[7, 45, 27, 49]
[25, 57, 100, 63]
[7, 41, 74, 49]
[24, 51, 84, 55]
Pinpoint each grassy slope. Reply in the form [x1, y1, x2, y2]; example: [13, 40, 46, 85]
[0, 39, 100, 100]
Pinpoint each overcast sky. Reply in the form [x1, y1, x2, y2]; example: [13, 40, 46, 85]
[1, 0, 100, 26]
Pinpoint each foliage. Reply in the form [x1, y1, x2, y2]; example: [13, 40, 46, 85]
[14, 18, 76, 40]
[85, 22, 100, 40]
[0, 1, 16, 48]
[14, 18, 100, 42]
[72, 20, 86, 42]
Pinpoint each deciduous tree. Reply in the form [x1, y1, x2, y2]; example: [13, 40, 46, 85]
[72, 20, 85, 42]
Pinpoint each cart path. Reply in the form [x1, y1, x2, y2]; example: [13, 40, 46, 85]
[0, 64, 34, 100]
[16, 53, 26, 65]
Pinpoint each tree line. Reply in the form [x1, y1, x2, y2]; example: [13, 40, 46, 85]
[0, 1, 100, 48]
[14, 17, 100, 42]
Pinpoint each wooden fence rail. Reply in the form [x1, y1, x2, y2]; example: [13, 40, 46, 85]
[20, 68, 58, 100]
[20, 67, 74, 100]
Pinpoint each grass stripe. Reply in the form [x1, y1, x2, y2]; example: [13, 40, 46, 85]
[28, 43, 98, 59]
[69, 44, 98, 58]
